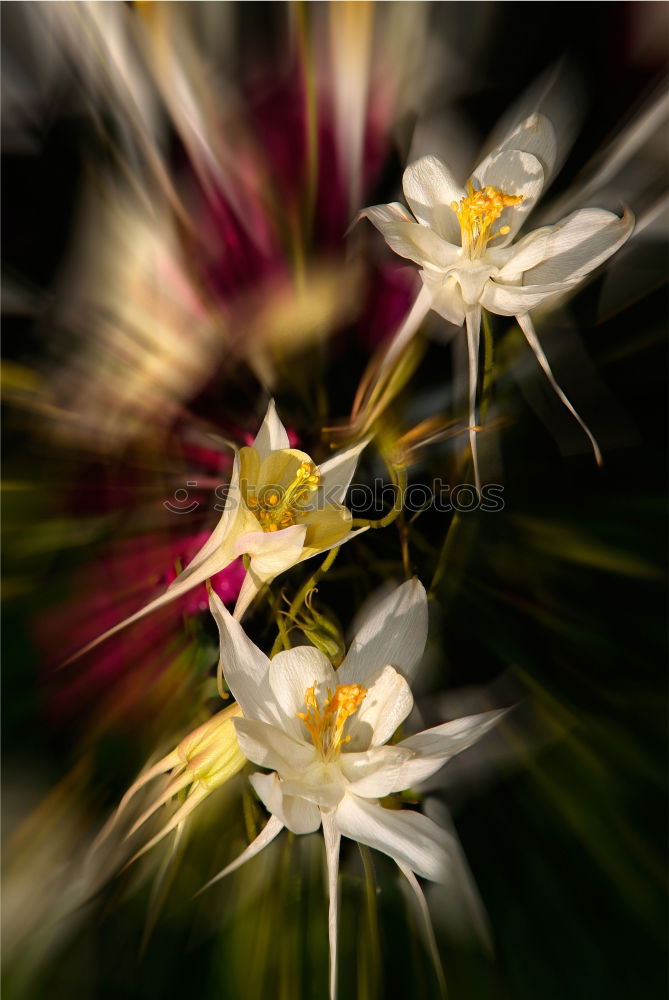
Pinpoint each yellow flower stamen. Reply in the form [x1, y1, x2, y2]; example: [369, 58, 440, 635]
[297, 682, 367, 761]
[451, 181, 522, 259]
[248, 460, 321, 532]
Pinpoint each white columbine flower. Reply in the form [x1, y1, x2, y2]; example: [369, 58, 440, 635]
[204, 579, 506, 999]
[361, 113, 634, 489]
[70, 402, 367, 659]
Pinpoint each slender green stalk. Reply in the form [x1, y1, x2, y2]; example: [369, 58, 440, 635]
[352, 464, 407, 530]
[358, 845, 381, 1000]
[270, 546, 341, 656]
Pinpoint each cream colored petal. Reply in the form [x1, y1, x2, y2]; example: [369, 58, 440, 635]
[198, 815, 284, 894]
[318, 438, 368, 506]
[301, 503, 353, 557]
[64, 451, 244, 663]
[321, 811, 341, 1000]
[252, 399, 290, 461]
[471, 149, 544, 245]
[269, 645, 338, 739]
[495, 226, 554, 282]
[235, 524, 308, 578]
[360, 203, 461, 268]
[516, 312, 603, 466]
[345, 664, 413, 752]
[248, 772, 321, 835]
[234, 717, 315, 773]
[334, 795, 452, 882]
[456, 264, 496, 307]
[280, 763, 345, 809]
[257, 447, 314, 492]
[396, 862, 448, 995]
[209, 590, 279, 725]
[494, 113, 557, 182]
[171, 450, 242, 584]
[339, 579, 428, 686]
[402, 154, 464, 243]
[398, 708, 508, 760]
[238, 446, 261, 497]
[479, 277, 579, 316]
[420, 270, 466, 326]
[521, 207, 634, 286]
[339, 745, 413, 798]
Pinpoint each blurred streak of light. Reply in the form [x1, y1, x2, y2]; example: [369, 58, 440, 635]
[328, 1, 374, 215]
[34, 2, 189, 223]
[543, 85, 669, 222]
[45, 191, 223, 452]
[135, 2, 273, 246]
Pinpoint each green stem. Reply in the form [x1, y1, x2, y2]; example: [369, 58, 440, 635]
[269, 546, 341, 657]
[431, 311, 495, 595]
[352, 464, 407, 530]
[358, 845, 381, 999]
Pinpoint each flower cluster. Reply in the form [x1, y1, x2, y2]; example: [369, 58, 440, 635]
[86, 110, 633, 1000]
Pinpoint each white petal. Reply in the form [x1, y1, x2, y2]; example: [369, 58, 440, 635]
[339, 578, 428, 686]
[63, 461, 243, 663]
[209, 590, 278, 725]
[360, 203, 461, 268]
[402, 154, 464, 243]
[516, 312, 603, 466]
[495, 113, 557, 182]
[479, 277, 578, 316]
[232, 569, 262, 621]
[398, 708, 508, 759]
[495, 226, 553, 281]
[198, 814, 284, 894]
[339, 745, 413, 798]
[296, 523, 368, 566]
[520, 207, 634, 286]
[334, 795, 452, 882]
[252, 399, 290, 461]
[396, 862, 447, 996]
[248, 772, 321, 834]
[420, 270, 466, 326]
[234, 524, 307, 578]
[345, 664, 413, 752]
[280, 764, 346, 810]
[269, 645, 337, 739]
[318, 438, 368, 506]
[63, 563, 214, 665]
[456, 264, 496, 307]
[169, 451, 243, 585]
[233, 717, 315, 773]
[321, 812, 341, 1000]
[471, 149, 544, 244]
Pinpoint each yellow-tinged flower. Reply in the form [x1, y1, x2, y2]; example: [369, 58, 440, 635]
[361, 113, 634, 489]
[95, 703, 246, 862]
[68, 402, 368, 660]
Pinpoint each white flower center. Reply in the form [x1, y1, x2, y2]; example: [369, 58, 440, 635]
[451, 181, 522, 260]
[246, 460, 320, 532]
[297, 682, 367, 762]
